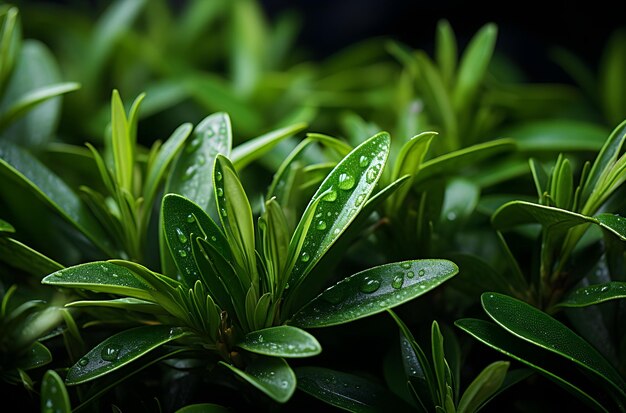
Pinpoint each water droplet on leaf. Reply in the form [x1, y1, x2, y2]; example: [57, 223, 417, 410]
[176, 228, 187, 244]
[179, 249, 187, 258]
[323, 189, 337, 202]
[220, 208, 227, 217]
[301, 252, 310, 262]
[216, 187, 224, 197]
[360, 276, 381, 293]
[101, 345, 121, 361]
[78, 357, 89, 367]
[407, 271, 415, 278]
[316, 221, 327, 230]
[418, 269, 425, 277]
[216, 171, 223, 181]
[400, 262, 411, 269]
[186, 214, 195, 223]
[359, 155, 370, 168]
[338, 173, 355, 190]
[392, 273, 404, 289]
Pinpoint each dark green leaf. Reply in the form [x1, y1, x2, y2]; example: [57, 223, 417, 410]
[21, 342, 52, 371]
[66, 325, 187, 385]
[457, 361, 509, 413]
[41, 370, 71, 413]
[296, 366, 411, 413]
[556, 282, 626, 308]
[600, 29, 626, 125]
[175, 404, 231, 413]
[481, 293, 626, 398]
[431, 321, 447, 406]
[0, 237, 63, 276]
[219, 356, 295, 403]
[237, 326, 321, 358]
[65, 298, 167, 315]
[289, 260, 458, 328]
[595, 213, 626, 240]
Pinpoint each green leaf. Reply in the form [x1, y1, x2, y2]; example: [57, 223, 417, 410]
[41, 370, 71, 413]
[431, 321, 447, 406]
[0, 82, 80, 132]
[556, 282, 626, 308]
[66, 298, 167, 315]
[259, 198, 290, 294]
[0, 141, 113, 255]
[231, 0, 267, 95]
[455, 318, 609, 412]
[457, 361, 509, 413]
[507, 120, 608, 152]
[600, 29, 626, 125]
[481, 292, 626, 398]
[595, 213, 626, 240]
[219, 356, 295, 403]
[296, 366, 411, 413]
[0, 237, 63, 276]
[175, 404, 231, 413]
[214, 155, 257, 288]
[231, 122, 307, 170]
[0, 6, 20, 92]
[21, 342, 52, 371]
[289, 260, 458, 328]
[453, 23, 497, 112]
[66, 325, 187, 385]
[42, 262, 155, 301]
[0, 218, 15, 233]
[286, 132, 391, 292]
[166, 112, 232, 213]
[110, 90, 135, 193]
[435, 20, 457, 87]
[237, 326, 321, 358]
[162, 194, 230, 287]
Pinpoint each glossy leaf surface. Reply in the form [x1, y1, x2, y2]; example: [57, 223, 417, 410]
[231, 122, 307, 169]
[41, 370, 70, 413]
[175, 404, 230, 413]
[289, 260, 458, 328]
[219, 356, 295, 403]
[556, 282, 626, 308]
[457, 361, 509, 413]
[237, 326, 321, 358]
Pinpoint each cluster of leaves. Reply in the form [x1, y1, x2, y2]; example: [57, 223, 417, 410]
[1, 2, 625, 412]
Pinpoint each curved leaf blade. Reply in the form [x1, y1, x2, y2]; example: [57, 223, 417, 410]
[237, 326, 321, 358]
[41, 370, 71, 413]
[289, 260, 458, 328]
[0, 237, 63, 277]
[556, 282, 626, 308]
[219, 356, 295, 403]
[66, 325, 187, 385]
[175, 404, 231, 413]
[457, 361, 509, 413]
[21, 342, 52, 371]
[481, 292, 626, 398]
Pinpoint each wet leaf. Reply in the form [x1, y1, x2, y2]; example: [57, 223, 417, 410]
[556, 282, 626, 308]
[219, 356, 295, 403]
[21, 342, 52, 370]
[41, 370, 71, 413]
[237, 326, 321, 358]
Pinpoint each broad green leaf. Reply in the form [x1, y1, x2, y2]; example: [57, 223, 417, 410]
[0, 237, 63, 277]
[66, 325, 187, 385]
[595, 213, 626, 240]
[231, 122, 307, 170]
[0, 82, 80, 131]
[237, 326, 321, 358]
[556, 282, 626, 308]
[0, 141, 113, 255]
[162, 194, 230, 287]
[440, 178, 479, 227]
[455, 318, 609, 412]
[21, 342, 52, 370]
[142, 123, 193, 214]
[175, 404, 230, 413]
[296, 366, 411, 413]
[166, 112, 232, 213]
[219, 356, 295, 403]
[457, 361, 509, 413]
[289, 260, 458, 328]
[435, 20, 457, 87]
[0, 218, 14, 233]
[66, 298, 167, 315]
[42, 262, 154, 301]
[41, 370, 71, 413]
[415, 139, 516, 185]
[286, 132, 391, 292]
[453, 23, 497, 112]
[507, 120, 608, 152]
[214, 155, 257, 287]
[481, 293, 626, 398]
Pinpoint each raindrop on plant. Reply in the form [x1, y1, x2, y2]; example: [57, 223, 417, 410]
[359, 155, 370, 168]
[360, 276, 381, 293]
[211, 235, 217, 242]
[407, 271, 415, 278]
[53, 271, 62, 277]
[78, 357, 89, 367]
[216, 171, 223, 181]
[186, 214, 195, 223]
[216, 187, 224, 197]
[179, 249, 187, 258]
[338, 173, 355, 190]
[418, 269, 425, 277]
[324, 287, 345, 304]
[176, 228, 188, 244]
[197, 155, 206, 165]
[184, 165, 196, 180]
[323, 189, 337, 202]
[186, 137, 202, 153]
[447, 211, 457, 221]
[316, 220, 327, 230]
[101, 345, 121, 362]
[355, 193, 367, 206]
[400, 262, 411, 269]
[301, 252, 310, 262]
[220, 208, 228, 217]
[392, 272, 404, 289]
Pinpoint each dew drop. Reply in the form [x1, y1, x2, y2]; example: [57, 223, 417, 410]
[258, 335, 264, 343]
[78, 357, 89, 367]
[400, 262, 411, 269]
[360, 276, 381, 293]
[186, 137, 202, 153]
[359, 155, 370, 168]
[176, 228, 188, 244]
[338, 173, 355, 190]
[355, 194, 367, 206]
[323, 189, 338, 202]
[184, 165, 196, 179]
[301, 252, 310, 262]
[186, 214, 195, 223]
[112, 273, 119, 278]
[447, 211, 457, 221]
[365, 165, 380, 183]
[280, 380, 289, 388]
[316, 221, 327, 230]
[206, 128, 215, 137]
[324, 287, 345, 304]
[53, 271, 62, 277]
[197, 155, 206, 165]
[407, 271, 415, 278]
[179, 249, 187, 258]
[418, 269, 425, 277]
[45, 399, 53, 408]
[101, 345, 121, 362]
[392, 273, 404, 289]
[211, 235, 217, 242]
[216, 171, 223, 181]
[220, 208, 228, 217]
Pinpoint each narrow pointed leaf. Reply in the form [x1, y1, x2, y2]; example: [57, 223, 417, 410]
[457, 361, 509, 413]
[110, 90, 133, 192]
[0, 218, 15, 233]
[431, 321, 447, 406]
[175, 404, 231, 413]
[289, 260, 458, 328]
[66, 325, 187, 385]
[296, 366, 411, 413]
[166, 112, 231, 212]
[41, 370, 71, 413]
[508, 120, 608, 152]
[237, 326, 321, 358]
[556, 282, 626, 308]
[231, 122, 307, 170]
[455, 318, 609, 412]
[492, 201, 590, 232]
[219, 356, 295, 403]
[0, 237, 63, 276]
[286, 132, 391, 291]
[66, 298, 167, 315]
[481, 292, 626, 398]
[435, 20, 457, 86]
[21, 342, 52, 370]
[42, 262, 154, 301]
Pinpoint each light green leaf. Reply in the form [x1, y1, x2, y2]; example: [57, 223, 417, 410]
[0, 5, 20, 92]
[66, 325, 187, 385]
[286, 132, 391, 292]
[595, 213, 626, 240]
[231, 0, 267, 95]
[175, 404, 230, 413]
[453, 23, 497, 112]
[42, 262, 154, 301]
[507, 120, 608, 152]
[435, 20, 457, 87]
[0, 237, 63, 277]
[214, 155, 257, 288]
[21, 342, 52, 371]
[481, 293, 626, 398]
[289, 260, 458, 328]
[0, 141, 113, 255]
[41, 370, 71, 413]
[110, 90, 134, 192]
[455, 318, 609, 412]
[237, 326, 321, 358]
[556, 282, 626, 308]
[296, 366, 411, 413]
[431, 321, 447, 406]
[0, 218, 14, 233]
[219, 356, 295, 403]
[440, 178, 479, 227]
[259, 198, 290, 293]
[457, 361, 509, 413]
[231, 122, 307, 170]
